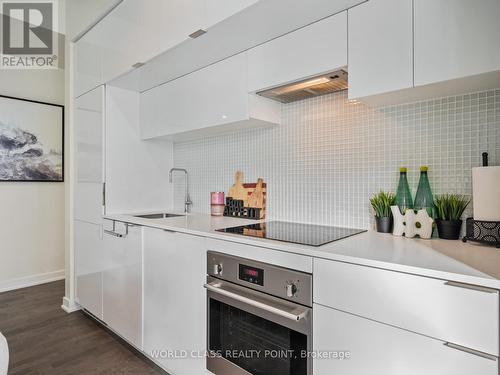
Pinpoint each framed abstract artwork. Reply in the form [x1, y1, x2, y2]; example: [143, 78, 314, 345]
[0, 95, 64, 182]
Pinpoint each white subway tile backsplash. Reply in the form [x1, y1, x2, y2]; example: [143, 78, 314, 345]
[173, 89, 500, 229]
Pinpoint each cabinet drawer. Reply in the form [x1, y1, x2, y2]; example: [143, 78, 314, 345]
[313, 304, 498, 375]
[314, 259, 499, 356]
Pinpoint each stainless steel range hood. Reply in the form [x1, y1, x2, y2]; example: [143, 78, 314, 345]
[256, 69, 348, 103]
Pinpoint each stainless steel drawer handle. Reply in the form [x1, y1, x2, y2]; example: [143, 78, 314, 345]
[103, 230, 125, 238]
[102, 221, 138, 238]
[204, 283, 307, 322]
[444, 342, 497, 361]
[444, 281, 498, 294]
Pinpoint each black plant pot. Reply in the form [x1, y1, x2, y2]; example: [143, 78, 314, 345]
[436, 219, 462, 240]
[375, 216, 393, 233]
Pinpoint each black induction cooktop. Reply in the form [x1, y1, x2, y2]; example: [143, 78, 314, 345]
[216, 221, 366, 247]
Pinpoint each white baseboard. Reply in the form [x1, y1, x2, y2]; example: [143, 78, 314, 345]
[61, 296, 81, 313]
[0, 269, 65, 294]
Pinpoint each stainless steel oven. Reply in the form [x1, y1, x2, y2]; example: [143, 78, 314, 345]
[205, 251, 313, 375]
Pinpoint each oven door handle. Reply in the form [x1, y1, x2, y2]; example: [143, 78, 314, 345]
[204, 282, 308, 322]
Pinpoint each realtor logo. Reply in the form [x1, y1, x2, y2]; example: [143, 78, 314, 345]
[3, 2, 52, 54]
[0, 0, 60, 69]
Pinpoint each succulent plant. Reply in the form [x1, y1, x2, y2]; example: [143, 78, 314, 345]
[370, 191, 396, 218]
[434, 194, 470, 221]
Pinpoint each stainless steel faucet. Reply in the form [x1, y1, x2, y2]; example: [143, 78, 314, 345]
[169, 168, 192, 213]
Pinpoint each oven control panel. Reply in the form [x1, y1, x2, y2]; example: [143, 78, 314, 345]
[207, 251, 312, 306]
[239, 264, 264, 286]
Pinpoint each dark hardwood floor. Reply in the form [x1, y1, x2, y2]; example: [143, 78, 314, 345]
[0, 280, 166, 374]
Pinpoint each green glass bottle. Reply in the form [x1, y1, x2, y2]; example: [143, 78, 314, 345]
[414, 166, 434, 217]
[395, 167, 413, 214]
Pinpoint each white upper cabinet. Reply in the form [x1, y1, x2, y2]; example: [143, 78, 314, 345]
[160, 0, 205, 50]
[75, 0, 205, 98]
[414, 0, 500, 87]
[75, 37, 103, 98]
[248, 11, 347, 92]
[105, 86, 174, 213]
[348, 0, 413, 100]
[93, 0, 203, 86]
[140, 52, 280, 140]
[204, 0, 258, 28]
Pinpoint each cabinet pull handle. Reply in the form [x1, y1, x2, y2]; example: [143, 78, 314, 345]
[103, 221, 133, 238]
[444, 343, 497, 361]
[104, 230, 124, 238]
[444, 281, 497, 294]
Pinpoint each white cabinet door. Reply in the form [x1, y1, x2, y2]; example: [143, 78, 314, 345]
[314, 304, 498, 375]
[162, 0, 205, 49]
[140, 53, 249, 139]
[105, 86, 173, 213]
[75, 220, 104, 319]
[143, 228, 206, 375]
[248, 11, 347, 92]
[99, 0, 204, 83]
[348, 0, 413, 99]
[204, 0, 258, 28]
[74, 86, 105, 223]
[414, 0, 500, 86]
[76, 0, 204, 93]
[102, 223, 143, 349]
[314, 259, 499, 356]
[75, 37, 103, 98]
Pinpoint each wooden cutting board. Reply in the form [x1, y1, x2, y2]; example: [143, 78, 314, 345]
[228, 171, 248, 205]
[228, 171, 267, 218]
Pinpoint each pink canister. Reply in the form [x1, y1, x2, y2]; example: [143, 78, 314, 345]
[211, 192, 225, 205]
[211, 192, 225, 216]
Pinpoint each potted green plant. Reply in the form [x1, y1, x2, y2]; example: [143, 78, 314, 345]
[370, 191, 396, 233]
[434, 194, 470, 240]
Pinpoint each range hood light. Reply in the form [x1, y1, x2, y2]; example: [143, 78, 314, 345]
[271, 77, 331, 95]
[257, 69, 348, 103]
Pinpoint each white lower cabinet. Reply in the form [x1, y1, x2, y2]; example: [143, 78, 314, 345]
[75, 220, 104, 319]
[314, 259, 499, 356]
[313, 304, 498, 375]
[102, 222, 143, 349]
[75, 219, 143, 349]
[143, 228, 207, 375]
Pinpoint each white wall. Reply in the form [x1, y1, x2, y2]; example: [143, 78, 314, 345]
[0, 70, 65, 292]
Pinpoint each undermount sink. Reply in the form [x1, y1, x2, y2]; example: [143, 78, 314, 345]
[133, 213, 184, 219]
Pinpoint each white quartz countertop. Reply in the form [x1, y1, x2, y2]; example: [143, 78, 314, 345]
[104, 212, 500, 289]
